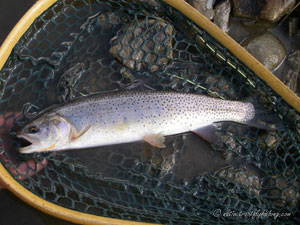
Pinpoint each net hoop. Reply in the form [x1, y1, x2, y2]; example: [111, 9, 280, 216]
[0, 0, 299, 224]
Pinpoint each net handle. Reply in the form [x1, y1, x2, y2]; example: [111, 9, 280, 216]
[163, 0, 300, 112]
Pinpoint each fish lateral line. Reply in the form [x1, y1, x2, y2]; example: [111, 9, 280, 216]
[59, 105, 162, 118]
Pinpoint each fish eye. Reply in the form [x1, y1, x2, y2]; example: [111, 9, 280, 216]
[28, 126, 39, 134]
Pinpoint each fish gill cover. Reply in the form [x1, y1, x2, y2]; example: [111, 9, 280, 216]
[0, 0, 299, 224]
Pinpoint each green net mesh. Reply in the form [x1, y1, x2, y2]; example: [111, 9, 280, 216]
[0, 0, 299, 224]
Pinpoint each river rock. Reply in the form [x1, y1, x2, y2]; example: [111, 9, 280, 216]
[217, 167, 261, 197]
[282, 50, 300, 92]
[232, 0, 295, 22]
[139, 0, 159, 7]
[213, 0, 231, 32]
[295, 30, 300, 43]
[266, 173, 300, 208]
[189, 0, 215, 20]
[227, 20, 250, 43]
[241, 32, 286, 71]
[288, 17, 299, 37]
[109, 19, 173, 72]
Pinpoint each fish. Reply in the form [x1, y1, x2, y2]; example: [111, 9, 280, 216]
[16, 91, 277, 154]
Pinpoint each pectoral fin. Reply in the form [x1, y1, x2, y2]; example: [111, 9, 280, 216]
[71, 125, 91, 141]
[143, 133, 166, 148]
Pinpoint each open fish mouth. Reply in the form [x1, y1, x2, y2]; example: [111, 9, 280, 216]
[16, 134, 57, 154]
[18, 139, 35, 154]
[16, 135, 39, 154]
[18, 137, 32, 148]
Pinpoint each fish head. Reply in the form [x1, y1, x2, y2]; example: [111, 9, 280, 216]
[17, 114, 72, 154]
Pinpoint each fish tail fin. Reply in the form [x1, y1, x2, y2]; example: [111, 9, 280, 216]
[243, 96, 284, 131]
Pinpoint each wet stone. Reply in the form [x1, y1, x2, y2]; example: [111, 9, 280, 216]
[145, 53, 157, 64]
[277, 178, 288, 190]
[227, 20, 250, 43]
[289, 199, 299, 208]
[161, 154, 176, 173]
[288, 17, 299, 37]
[139, 0, 159, 8]
[232, 0, 295, 22]
[97, 12, 124, 26]
[189, 0, 215, 20]
[213, 0, 231, 32]
[205, 75, 237, 99]
[241, 32, 286, 71]
[142, 40, 155, 52]
[217, 167, 261, 197]
[130, 37, 143, 49]
[140, 143, 178, 176]
[295, 30, 300, 43]
[221, 135, 237, 150]
[282, 50, 300, 93]
[282, 188, 297, 201]
[108, 13, 120, 25]
[57, 63, 86, 101]
[270, 189, 281, 198]
[266, 174, 300, 208]
[266, 134, 278, 149]
[297, 115, 300, 136]
[132, 49, 144, 61]
[119, 46, 133, 59]
[109, 19, 173, 72]
[232, 0, 263, 20]
[260, 0, 295, 22]
[258, 131, 280, 150]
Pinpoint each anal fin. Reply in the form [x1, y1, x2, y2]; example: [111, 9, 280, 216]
[143, 133, 166, 148]
[192, 125, 221, 144]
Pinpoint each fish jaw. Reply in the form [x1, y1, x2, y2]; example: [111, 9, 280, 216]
[17, 134, 57, 154]
[19, 144, 41, 154]
[19, 142, 57, 154]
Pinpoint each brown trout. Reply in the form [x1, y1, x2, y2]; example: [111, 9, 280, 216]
[16, 91, 273, 154]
